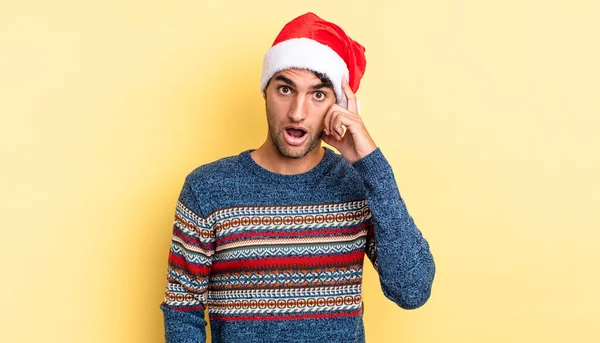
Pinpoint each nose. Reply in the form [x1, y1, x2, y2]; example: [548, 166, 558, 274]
[288, 93, 309, 122]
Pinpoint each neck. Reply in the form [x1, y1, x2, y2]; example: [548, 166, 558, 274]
[251, 139, 325, 175]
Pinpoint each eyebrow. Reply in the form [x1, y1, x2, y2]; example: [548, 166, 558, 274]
[274, 75, 332, 91]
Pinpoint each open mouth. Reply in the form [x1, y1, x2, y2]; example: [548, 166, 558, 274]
[283, 127, 308, 146]
[285, 128, 306, 138]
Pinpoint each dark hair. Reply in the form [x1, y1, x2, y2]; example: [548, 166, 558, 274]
[311, 71, 335, 91]
[264, 69, 337, 102]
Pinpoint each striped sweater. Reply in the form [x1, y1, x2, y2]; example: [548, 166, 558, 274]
[160, 146, 435, 343]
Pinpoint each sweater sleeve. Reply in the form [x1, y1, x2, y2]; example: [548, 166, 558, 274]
[160, 176, 215, 342]
[351, 147, 436, 309]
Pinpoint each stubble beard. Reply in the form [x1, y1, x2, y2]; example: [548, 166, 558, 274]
[265, 108, 323, 160]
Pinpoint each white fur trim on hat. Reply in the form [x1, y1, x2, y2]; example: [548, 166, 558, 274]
[260, 38, 350, 109]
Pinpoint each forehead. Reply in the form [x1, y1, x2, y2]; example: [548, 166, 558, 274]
[272, 68, 324, 85]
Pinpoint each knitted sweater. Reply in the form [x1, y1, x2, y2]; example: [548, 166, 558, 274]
[160, 146, 435, 343]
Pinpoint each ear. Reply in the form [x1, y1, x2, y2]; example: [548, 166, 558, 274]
[262, 89, 266, 100]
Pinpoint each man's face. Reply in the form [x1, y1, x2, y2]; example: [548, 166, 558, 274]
[263, 68, 337, 159]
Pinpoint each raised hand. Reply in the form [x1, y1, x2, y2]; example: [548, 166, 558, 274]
[321, 76, 377, 164]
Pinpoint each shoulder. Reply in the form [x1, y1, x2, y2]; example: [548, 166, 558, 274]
[328, 149, 362, 179]
[325, 148, 367, 195]
[184, 152, 241, 188]
[178, 152, 245, 217]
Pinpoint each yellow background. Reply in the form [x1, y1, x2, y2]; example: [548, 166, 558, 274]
[1, 1, 599, 342]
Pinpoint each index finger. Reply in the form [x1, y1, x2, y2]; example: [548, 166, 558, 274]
[342, 75, 358, 114]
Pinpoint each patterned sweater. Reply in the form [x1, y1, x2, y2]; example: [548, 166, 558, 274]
[160, 146, 435, 343]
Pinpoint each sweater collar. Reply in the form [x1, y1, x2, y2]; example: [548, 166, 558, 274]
[240, 146, 336, 184]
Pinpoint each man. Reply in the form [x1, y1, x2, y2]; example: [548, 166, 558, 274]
[160, 12, 435, 343]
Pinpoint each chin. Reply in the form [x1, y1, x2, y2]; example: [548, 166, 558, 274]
[274, 133, 317, 159]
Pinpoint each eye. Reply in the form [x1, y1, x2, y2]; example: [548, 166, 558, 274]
[314, 91, 326, 101]
[278, 86, 292, 95]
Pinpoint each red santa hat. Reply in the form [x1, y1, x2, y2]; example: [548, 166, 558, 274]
[260, 12, 367, 110]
